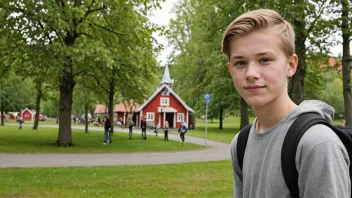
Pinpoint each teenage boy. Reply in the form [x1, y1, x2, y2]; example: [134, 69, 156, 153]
[221, 9, 350, 198]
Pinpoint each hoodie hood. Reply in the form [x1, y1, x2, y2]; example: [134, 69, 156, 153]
[289, 100, 335, 122]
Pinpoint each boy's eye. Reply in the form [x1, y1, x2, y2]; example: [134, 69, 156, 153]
[260, 58, 271, 63]
[234, 61, 246, 67]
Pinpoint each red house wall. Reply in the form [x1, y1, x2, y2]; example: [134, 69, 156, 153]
[141, 90, 187, 129]
[22, 110, 32, 121]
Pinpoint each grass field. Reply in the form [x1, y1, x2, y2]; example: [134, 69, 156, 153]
[184, 116, 255, 144]
[0, 126, 204, 153]
[3, 115, 346, 146]
[0, 160, 233, 198]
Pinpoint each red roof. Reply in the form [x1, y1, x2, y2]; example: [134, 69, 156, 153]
[94, 101, 140, 114]
[113, 101, 140, 112]
[94, 104, 107, 114]
[328, 57, 342, 73]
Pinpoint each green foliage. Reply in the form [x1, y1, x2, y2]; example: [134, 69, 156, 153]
[304, 53, 330, 100]
[1, 0, 165, 143]
[320, 72, 345, 118]
[167, 0, 349, 121]
[168, 0, 241, 119]
[0, 160, 232, 198]
[0, 71, 36, 112]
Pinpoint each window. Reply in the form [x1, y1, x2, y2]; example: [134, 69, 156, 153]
[161, 87, 170, 96]
[146, 113, 154, 121]
[160, 97, 169, 106]
[177, 113, 184, 122]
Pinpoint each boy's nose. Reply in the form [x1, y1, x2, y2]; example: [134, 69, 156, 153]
[245, 62, 260, 80]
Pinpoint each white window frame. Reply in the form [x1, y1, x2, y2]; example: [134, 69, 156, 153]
[160, 97, 169, 106]
[177, 113, 184, 122]
[146, 112, 154, 121]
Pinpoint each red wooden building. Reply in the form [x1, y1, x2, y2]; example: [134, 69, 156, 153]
[93, 101, 139, 126]
[21, 108, 44, 121]
[114, 101, 139, 126]
[135, 65, 195, 129]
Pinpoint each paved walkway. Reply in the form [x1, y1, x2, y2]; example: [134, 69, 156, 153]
[0, 124, 231, 168]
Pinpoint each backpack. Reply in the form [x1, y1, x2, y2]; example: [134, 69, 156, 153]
[237, 112, 352, 198]
[128, 120, 134, 127]
[182, 125, 188, 133]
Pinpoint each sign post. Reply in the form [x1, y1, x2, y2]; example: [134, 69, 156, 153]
[204, 93, 210, 147]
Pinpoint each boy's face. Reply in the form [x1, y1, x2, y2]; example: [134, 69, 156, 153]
[227, 29, 297, 108]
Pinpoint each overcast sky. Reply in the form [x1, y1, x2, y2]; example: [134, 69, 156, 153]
[149, 0, 175, 67]
[149, 1, 346, 66]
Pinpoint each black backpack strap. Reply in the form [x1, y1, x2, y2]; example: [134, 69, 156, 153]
[282, 112, 352, 198]
[237, 124, 252, 170]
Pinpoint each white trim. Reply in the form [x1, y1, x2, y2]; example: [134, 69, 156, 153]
[123, 113, 126, 125]
[174, 113, 176, 127]
[140, 110, 143, 127]
[186, 111, 189, 127]
[158, 107, 177, 113]
[160, 97, 169, 106]
[158, 113, 161, 127]
[163, 112, 166, 128]
[146, 112, 154, 122]
[135, 84, 195, 113]
[177, 113, 184, 122]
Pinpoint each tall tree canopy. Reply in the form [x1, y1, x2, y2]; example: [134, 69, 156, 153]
[1, 0, 163, 145]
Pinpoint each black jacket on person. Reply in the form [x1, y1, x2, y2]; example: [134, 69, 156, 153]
[141, 120, 146, 129]
[104, 118, 111, 130]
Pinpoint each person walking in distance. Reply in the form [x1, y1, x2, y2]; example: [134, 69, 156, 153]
[128, 117, 134, 139]
[141, 117, 147, 140]
[164, 120, 169, 141]
[103, 114, 111, 145]
[178, 122, 188, 144]
[16, 113, 23, 130]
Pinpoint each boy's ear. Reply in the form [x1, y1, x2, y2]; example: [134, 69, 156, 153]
[227, 63, 230, 71]
[287, 54, 298, 77]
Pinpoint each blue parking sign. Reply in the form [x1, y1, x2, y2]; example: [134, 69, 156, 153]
[204, 94, 211, 103]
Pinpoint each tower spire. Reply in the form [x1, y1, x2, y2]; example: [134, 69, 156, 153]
[160, 65, 173, 87]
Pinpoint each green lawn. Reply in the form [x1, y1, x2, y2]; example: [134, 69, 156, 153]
[0, 126, 204, 153]
[184, 116, 255, 144]
[0, 160, 233, 198]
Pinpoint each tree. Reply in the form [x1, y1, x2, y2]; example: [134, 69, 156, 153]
[0, 72, 35, 125]
[340, 0, 352, 125]
[13, 44, 58, 130]
[2, 0, 162, 145]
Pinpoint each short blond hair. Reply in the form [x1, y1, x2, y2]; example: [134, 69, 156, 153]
[221, 9, 295, 60]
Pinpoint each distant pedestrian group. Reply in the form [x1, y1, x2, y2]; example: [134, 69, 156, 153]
[101, 116, 188, 144]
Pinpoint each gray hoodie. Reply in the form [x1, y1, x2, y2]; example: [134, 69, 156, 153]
[231, 100, 351, 198]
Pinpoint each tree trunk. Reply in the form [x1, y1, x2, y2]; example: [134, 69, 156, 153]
[0, 78, 3, 126]
[56, 57, 75, 146]
[108, 74, 115, 132]
[341, 0, 352, 126]
[240, 97, 249, 129]
[0, 110, 4, 126]
[291, 0, 306, 105]
[33, 82, 42, 130]
[219, 105, 223, 129]
[84, 103, 89, 133]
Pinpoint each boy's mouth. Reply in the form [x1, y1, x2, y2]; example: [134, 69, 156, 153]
[245, 85, 265, 92]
